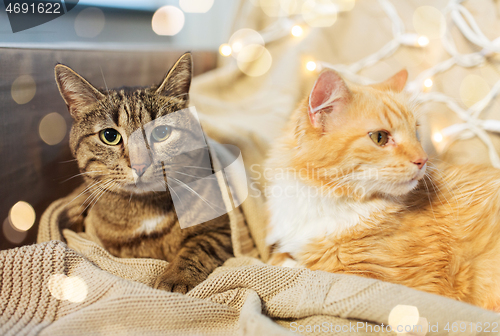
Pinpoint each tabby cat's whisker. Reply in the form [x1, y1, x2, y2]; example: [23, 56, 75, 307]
[170, 165, 213, 171]
[164, 180, 185, 208]
[60, 171, 104, 183]
[89, 181, 118, 213]
[66, 178, 109, 206]
[79, 179, 114, 216]
[172, 170, 216, 180]
[99, 66, 116, 109]
[167, 176, 225, 212]
[59, 158, 78, 163]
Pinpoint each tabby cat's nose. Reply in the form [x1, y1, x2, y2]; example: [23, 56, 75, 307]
[132, 163, 149, 177]
[412, 157, 428, 169]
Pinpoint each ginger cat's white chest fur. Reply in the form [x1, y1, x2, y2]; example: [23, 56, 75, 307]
[266, 177, 388, 256]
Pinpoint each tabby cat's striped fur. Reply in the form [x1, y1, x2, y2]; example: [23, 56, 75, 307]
[54, 53, 233, 293]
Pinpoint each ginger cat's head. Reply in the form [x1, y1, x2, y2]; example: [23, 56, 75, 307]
[289, 69, 428, 198]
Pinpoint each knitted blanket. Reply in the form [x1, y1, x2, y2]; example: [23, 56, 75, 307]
[2, 136, 500, 335]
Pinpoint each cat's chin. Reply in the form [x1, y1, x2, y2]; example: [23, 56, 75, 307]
[121, 181, 168, 194]
[383, 179, 420, 197]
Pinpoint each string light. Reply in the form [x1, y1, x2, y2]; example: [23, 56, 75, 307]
[423, 78, 433, 88]
[433, 132, 443, 143]
[219, 44, 232, 57]
[306, 61, 317, 71]
[232, 42, 242, 53]
[220, 0, 500, 166]
[417, 35, 429, 47]
[398, 33, 429, 47]
[291, 25, 303, 37]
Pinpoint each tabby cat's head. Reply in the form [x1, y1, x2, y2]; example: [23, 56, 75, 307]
[293, 69, 428, 197]
[55, 53, 202, 194]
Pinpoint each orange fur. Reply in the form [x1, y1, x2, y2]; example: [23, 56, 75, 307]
[266, 69, 500, 311]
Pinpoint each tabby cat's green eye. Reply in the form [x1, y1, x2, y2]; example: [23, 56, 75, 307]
[369, 131, 389, 146]
[99, 128, 122, 146]
[152, 125, 172, 142]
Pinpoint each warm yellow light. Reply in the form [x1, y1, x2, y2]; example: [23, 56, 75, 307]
[232, 41, 243, 53]
[417, 35, 429, 47]
[291, 25, 303, 37]
[39, 112, 67, 146]
[151, 6, 185, 36]
[237, 45, 272, 77]
[306, 61, 317, 71]
[433, 132, 443, 143]
[9, 201, 36, 232]
[219, 44, 232, 57]
[48, 274, 88, 303]
[424, 78, 433, 88]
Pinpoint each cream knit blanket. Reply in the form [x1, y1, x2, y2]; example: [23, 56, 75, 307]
[1, 136, 500, 335]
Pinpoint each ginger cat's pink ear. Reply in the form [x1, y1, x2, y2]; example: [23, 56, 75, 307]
[372, 69, 408, 93]
[308, 69, 351, 129]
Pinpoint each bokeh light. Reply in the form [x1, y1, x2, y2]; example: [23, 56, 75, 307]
[280, 0, 303, 15]
[433, 132, 443, 143]
[11, 75, 36, 105]
[260, 0, 282, 17]
[291, 25, 303, 37]
[179, 0, 214, 13]
[9, 201, 36, 232]
[306, 61, 317, 71]
[237, 45, 272, 77]
[302, 0, 338, 27]
[460, 74, 490, 108]
[228, 28, 265, 58]
[219, 44, 232, 57]
[3, 217, 27, 244]
[39, 112, 67, 146]
[336, 0, 355, 11]
[413, 6, 445, 40]
[388, 305, 420, 331]
[74, 7, 105, 38]
[424, 78, 433, 88]
[417, 35, 429, 47]
[48, 274, 88, 303]
[152, 6, 185, 36]
[232, 42, 243, 53]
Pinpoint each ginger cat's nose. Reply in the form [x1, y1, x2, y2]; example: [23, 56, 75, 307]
[412, 157, 428, 169]
[132, 163, 149, 177]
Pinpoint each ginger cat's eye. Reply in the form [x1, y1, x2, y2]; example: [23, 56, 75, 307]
[369, 131, 389, 146]
[99, 128, 122, 146]
[152, 125, 172, 142]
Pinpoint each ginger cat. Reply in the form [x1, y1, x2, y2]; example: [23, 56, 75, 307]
[265, 69, 500, 311]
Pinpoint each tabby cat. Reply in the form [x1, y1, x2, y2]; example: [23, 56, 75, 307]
[55, 53, 233, 293]
[266, 69, 500, 311]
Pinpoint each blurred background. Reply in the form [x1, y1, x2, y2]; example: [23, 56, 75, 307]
[1, 0, 500, 250]
[0, 0, 238, 49]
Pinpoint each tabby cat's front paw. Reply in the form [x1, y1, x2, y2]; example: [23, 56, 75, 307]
[154, 265, 207, 294]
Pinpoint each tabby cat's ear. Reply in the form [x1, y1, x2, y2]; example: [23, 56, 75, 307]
[54, 64, 105, 119]
[156, 52, 192, 101]
[308, 69, 351, 129]
[371, 69, 408, 92]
